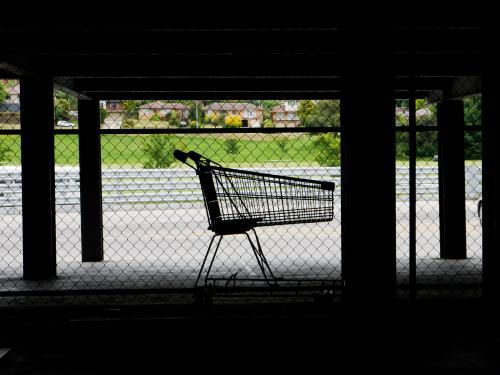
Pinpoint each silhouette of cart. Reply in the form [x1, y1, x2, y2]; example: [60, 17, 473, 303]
[174, 150, 336, 288]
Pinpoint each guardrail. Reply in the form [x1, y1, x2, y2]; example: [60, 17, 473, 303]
[0, 165, 482, 207]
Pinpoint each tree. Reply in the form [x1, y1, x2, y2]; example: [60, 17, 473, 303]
[0, 83, 8, 103]
[297, 100, 315, 124]
[122, 100, 141, 119]
[100, 107, 108, 124]
[142, 135, 176, 168]
[54, 97, 71, 122]
[464, 96, 481, 126]
[169, 110, 180, 127]
[311, 133, 341, 167]
[303, 100, 340, 128]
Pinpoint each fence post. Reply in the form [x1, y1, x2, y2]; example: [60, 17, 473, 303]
[437, 100, 466, 259]
[78, 99, 104, 262]
[340, 26, 396, 302]
[20, 77, 57, 280]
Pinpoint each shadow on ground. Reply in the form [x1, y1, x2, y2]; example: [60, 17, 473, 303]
[1, 299, 499, 374]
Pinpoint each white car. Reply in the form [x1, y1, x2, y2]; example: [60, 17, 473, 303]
[57, 120, 75, 127]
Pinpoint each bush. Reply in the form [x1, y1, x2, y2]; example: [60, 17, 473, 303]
[205, 113, 219, 126]
[263, 119, 274, 128]
[189, 120, 198, 129]
[0, 142, 13, 163]
[223, 138, 240, 155]
[142, 134, 176, 168]
[311, 133, 340, 167]
[121, 118, 135, 129]
[276, 137, 288, 154]
[224, 115, 242, 128]
[150, 113, 162, 122]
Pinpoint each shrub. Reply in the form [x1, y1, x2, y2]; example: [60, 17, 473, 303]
[223, 138, 240, 155]
[312, 133, 340, 167]
[276, 137, 288, 154]
[225, 115, 242, 128]
[205, 113, 219, 126]
[121, 118, 135, 129]
[189, 120, 198, 129]
[150, 113, 162, 122]
[0, 142, 13, 163]
[263, 119, 274, 128]
[142, 134, 176, 168]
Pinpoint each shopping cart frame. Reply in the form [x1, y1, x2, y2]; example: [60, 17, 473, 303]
[174, 150, 335, 288]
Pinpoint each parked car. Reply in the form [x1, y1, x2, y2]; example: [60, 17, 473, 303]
[57, 120, 75, 127]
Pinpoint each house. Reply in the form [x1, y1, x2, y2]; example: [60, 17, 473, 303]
[201, 102, 263, 128]
[138, 101, 189, 121]
[102, 100, 125, 127]
[396, 106, 436, 126]
[271, 100, 301, 128]
[0, 82, 21, 124]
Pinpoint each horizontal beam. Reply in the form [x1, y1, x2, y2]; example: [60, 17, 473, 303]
[69, 76, 453, 93]
[4, 52, 480, 78]
[0, 28, 480, 55]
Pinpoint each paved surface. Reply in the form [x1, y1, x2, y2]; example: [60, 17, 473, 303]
[0, 200, 482, 292]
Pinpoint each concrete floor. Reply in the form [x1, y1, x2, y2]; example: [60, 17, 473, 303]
[1, 200, 483, 299]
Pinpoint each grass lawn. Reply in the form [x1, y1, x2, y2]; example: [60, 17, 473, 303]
[1, 133, 482, 168]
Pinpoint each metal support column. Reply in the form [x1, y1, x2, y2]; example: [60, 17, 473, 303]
[437, 100, 467, 259]
[78, 99, 104, 262]
[20, 77, 57, 280]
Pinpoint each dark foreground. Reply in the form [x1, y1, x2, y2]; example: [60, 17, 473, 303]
[1, 299, 499, 374]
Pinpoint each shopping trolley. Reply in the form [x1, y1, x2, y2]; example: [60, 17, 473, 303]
[174, 150, 336, 288]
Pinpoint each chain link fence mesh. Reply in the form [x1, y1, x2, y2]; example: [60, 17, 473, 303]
[0, 78, 484, 304]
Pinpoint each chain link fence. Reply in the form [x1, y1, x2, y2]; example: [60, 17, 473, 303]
[0, 77, 484, 304]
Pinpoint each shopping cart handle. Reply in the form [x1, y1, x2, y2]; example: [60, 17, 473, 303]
[173, 150, 189, 163]
[187, 151, 203, 162]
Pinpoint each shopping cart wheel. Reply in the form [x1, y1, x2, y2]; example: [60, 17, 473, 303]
[314, 289, 335, 306]
[193, 288, 213, 306]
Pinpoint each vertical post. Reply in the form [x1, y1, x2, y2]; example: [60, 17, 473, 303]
[482, 69, 498, 301]
[20, 77, 57, 280]
[408, 97, 417, 299]
[340, 27, 396, 301]
[437, 100, 466, 259]
[78, 99, 104, 262]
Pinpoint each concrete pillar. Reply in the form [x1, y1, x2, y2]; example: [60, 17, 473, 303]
[78, 99, 104, 262]
[437, 100, 467, 259]
[340, 27, 396, 301]
[20, 77, 57, 280]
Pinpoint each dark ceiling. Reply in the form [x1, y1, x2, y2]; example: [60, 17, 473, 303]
[0, 22, 482, 99]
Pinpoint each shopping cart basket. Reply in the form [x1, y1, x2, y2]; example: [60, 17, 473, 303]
[174, 150, 336, 288]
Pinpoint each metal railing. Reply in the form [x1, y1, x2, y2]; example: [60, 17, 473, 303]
[0, 166, 482, 207]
